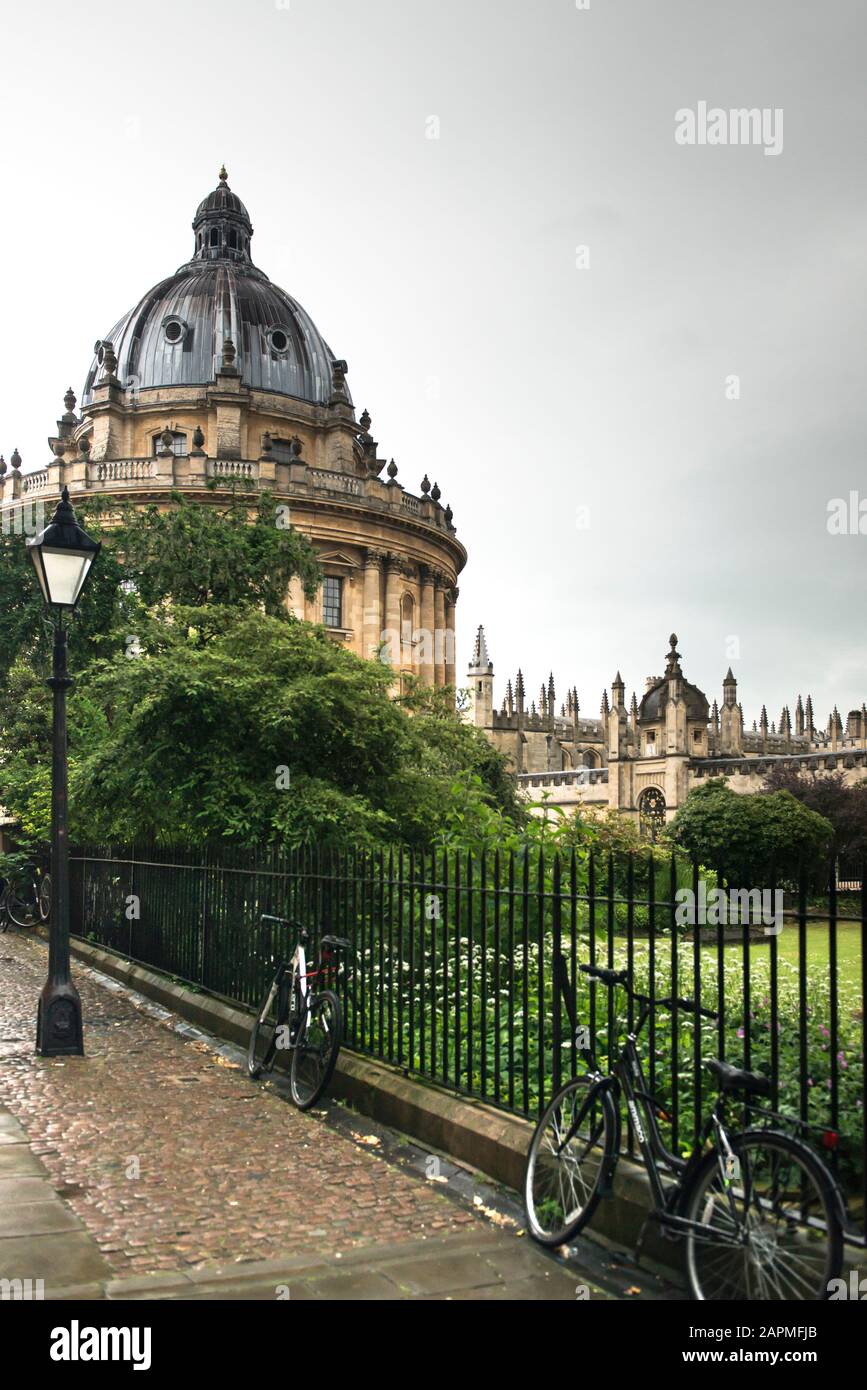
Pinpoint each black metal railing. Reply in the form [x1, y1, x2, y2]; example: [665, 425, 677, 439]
[69, 842, 866, 1232]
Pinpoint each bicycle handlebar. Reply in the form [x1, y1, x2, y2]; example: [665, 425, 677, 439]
[579, 961, 718, 1021]
[260, 914, 306, 933]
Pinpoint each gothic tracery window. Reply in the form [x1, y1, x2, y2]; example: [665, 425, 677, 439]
[638, 787, 666, 841]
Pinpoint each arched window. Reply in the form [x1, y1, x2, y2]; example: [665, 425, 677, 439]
[638, 787, 666, 842]
[210, 227, 219, 248]
[401, 594, 415, 664]
[228, 229, 238, 250]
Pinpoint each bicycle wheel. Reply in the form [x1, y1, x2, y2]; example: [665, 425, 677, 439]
[681, 1129, 843, 1301]
[38, 874, 51, 922]
[7, 887, 38, 928]
[0, 888, 8, 932]
[290, 990, 342, 1110]
[524, 1075, 620, 1246]
[247, 971, 288, 1080]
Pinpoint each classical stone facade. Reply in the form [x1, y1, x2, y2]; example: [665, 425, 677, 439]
[467, 628, 867, 832]
[0, 170, 464, 687]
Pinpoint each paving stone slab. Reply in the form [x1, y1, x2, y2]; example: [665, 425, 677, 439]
[0, 1176, 58, 1203]
[0, 1200, 82, 1238]
[383, 1249, 505, 1296]
[0, 1146, 45, 1177]
[0, 1231, 111, 1290]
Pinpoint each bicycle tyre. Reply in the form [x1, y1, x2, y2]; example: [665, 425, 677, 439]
[7, 888, 38, 929]
[38, 874, 51, 922]
[524, 1075, 620, 1246]
[247, 972, 288, 1080]
[680, 1128, 844, 1301]
[290, 990, 342, 1110]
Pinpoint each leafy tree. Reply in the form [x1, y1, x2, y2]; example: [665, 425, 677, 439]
[108, 489, 321, 613]
[0, 492, 524, 852]
[0, 606, 519, 851]
[0, 499, 128, 690]
[668, 779, 833, 886]
[762, 765, 867, 863]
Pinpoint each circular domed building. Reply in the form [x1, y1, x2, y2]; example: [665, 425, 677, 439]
[15, 168, 465, 686]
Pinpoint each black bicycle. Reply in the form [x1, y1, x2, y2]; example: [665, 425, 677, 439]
[247, 916, 351, 1109]
[0, 861, 51, 931]
[524, 958, 846, 1301]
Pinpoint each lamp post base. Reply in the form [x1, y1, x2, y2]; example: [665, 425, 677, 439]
[36, 980, 84, 1057]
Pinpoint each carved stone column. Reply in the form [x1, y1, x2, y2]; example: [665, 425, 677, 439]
[419, 564, 436, 686]
[433, 572, 447, 687]
[445, 586, 457, 688]
[384, 555, 402, 670]
[362, 549, 384, 661]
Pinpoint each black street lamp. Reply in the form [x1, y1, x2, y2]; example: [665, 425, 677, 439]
[26, 487, 101, 1056]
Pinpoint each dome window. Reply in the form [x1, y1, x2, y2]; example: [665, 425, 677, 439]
[269, 328, 290, 355]
[162, 318, 188, 346]
[152, 430, 188, 458]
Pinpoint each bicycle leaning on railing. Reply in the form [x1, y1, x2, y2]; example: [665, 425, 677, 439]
[0, 860, 51, 931]
[524, 955, 847, 1301]
[246, 916, 352, 1109]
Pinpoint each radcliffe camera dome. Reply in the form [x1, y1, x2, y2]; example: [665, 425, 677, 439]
[82, 167, 347, 407]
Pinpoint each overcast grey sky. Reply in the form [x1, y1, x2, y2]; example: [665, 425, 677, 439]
[0, 0, 864, 727]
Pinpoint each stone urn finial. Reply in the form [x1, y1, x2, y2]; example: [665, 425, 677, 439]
[222, 337, 236, 368]
[430, 480, 441, 503]
[79, 436, 91, 456]
[10, 448, 21, 471]
[261, 431, 273, 456]
[420, 474, 431, 496]
[63, 386, 77, 418]
[158, 428, 174, 456]
[444, 504, 454, 529]
[191, 426, 206, 456]
[0, 456, 6, 477]
[387, 459, 398, 484]
[102, 342, 118, 377]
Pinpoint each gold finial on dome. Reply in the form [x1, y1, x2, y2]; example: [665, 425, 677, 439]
[219, 164, 228, 184]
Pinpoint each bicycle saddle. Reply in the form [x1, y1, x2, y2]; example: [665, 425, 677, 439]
[320, 934, 352, 951]
[705, 1058, 771, 1097]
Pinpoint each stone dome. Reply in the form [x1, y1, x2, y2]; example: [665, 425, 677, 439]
[82, 168, 348, 409]
[638, 634, 709, 724]
[639, 678, 709, 725]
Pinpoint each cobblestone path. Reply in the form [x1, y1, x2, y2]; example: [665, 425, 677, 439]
[0, 933, 477, 1280]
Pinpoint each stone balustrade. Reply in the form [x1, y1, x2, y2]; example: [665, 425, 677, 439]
[517, 768, 609, 788]
[0, 456, 458, 540]
[21, 468, 51, 494]
[93, 458, 157, 484]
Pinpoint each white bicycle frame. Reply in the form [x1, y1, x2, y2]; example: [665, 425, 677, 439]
[283, 942, 312, 1048]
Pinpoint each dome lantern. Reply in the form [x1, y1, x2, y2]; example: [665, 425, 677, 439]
[192, 166, 254, 265]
